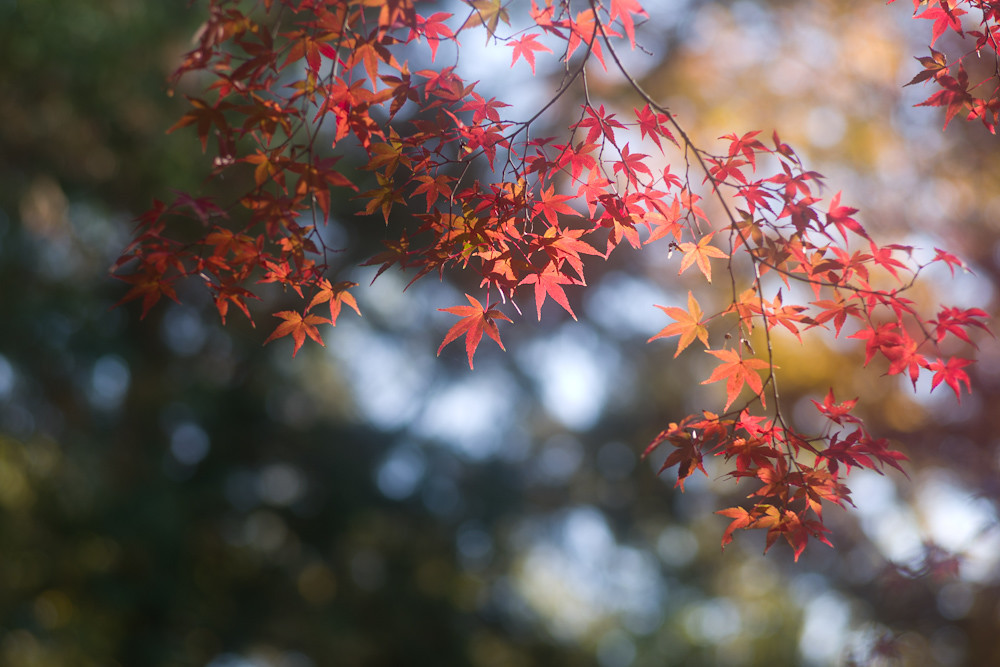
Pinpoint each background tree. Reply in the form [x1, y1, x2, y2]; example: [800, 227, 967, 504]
[1, 0, 998, 666]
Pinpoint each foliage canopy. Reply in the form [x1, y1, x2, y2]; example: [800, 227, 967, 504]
[116, 0, 995, 560]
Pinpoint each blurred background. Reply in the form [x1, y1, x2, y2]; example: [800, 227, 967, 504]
[1, 0, 998, 665]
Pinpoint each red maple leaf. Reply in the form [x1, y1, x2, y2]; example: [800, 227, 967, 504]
[114, 269, 181, 319]
[410, 12, 455, 61]
[811, 389, 861, 426]
[916, 4, 966, 46]
[507, 33, 552, 75]
[607, 0, 647, 48]
[211, 282, 258, 325]
[612, 143, 652, 186]
[850, 322, 902, 366]
[574, 104, 626, 146]
[928, 357, 973, 399]
[659, 434, 707, 491]
[530, 225, 601, 279]
[519, 261, 581, 320]
[917, 65, 973, 129]
[931, 306, 991, 345]
[532, 184, 578, 227]
[825, 191, 869, 242]
[437, 294, 512, 369]
[726, 436, 780, 478]
[811, 294, 863, 337]
[881, 330, 927, 387]
[634, 104, 675, 150]
[780, 512, 832, 562]
[565, 9, 612, 69]
[647, 421, 708, 491]
[722, 130, 767, 169]
[737, 182, 774, 215]
[707, 155, 748, 185]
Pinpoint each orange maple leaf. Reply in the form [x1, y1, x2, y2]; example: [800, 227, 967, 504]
[532, 225, 601, 280]
[437, 294, 512, 369]
[702, 348, 773, 411]
[677, 232, 728, 283]
[264, 310, 330, 357]
[308, 279, 362, 324]
[716, 506, 755, 549]
[460, 0, 510, 40]
[644, 196, 682, 245]
[359, 173, 405, 223]
[648, 291, 709, 357]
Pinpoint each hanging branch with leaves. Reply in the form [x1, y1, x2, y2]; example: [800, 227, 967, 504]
[114, 0, 992, 560]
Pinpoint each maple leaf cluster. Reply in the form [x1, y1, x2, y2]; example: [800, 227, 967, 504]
[893, 0, 1000, 132]
[114, 0, 989, 560]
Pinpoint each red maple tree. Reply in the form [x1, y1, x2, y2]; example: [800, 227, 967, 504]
[114, 0, 993, 560]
